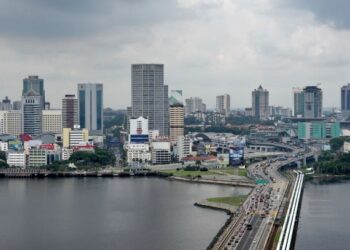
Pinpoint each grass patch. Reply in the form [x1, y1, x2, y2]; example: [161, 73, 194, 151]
[217, 168, 248, 177]
[159, 169, 219, 178]
[207, 196, 247, 207]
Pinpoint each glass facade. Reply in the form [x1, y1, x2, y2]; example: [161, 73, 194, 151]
[96, 90, 102, 130]
[79, 90, 85, 129]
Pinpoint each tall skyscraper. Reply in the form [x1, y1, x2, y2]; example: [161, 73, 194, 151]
[62, 94, 79, 129]
[216, 94, 231, 117]
[22, 76, 45, 136]
[303, 86, 322, 118]
[23, 75, 45, 109]
[21, 95, 42, 136]
[169, 103, 184, 144]
[252, 85, 269, 119]
[341, 84, 350, 111]
[185, 97, 206, 116]
[293, 88, 304, 117]
[131, 64, 169, 136]
[77, 83, 103, 134]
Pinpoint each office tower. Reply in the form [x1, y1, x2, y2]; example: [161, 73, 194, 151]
[42, 110, 62, 134]
[216, 94, 231, 117]
[341, 84, 350, 111]
[293, 88, 304, 117]
[252, 85, 269, 119]
[0, 96, 12, 110]
[21, 96, 42, 136]
[131, 64, 169, 136]
[13, 101, 21, 110]
[62, 94, 79, 129]
[303, 86, 323, 118]
[0, 110, 22, 136]
[169, 90, 183, 105]
[169, 103, 184, 143]
[77, 83, 103, 135]
[185, 97, 206, 116]
[23, 75, 45, 109]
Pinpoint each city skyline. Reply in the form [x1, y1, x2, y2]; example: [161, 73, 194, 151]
[1, 1, 350, 109]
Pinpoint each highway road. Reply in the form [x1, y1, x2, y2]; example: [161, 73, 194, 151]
[212, 145, 316, 250]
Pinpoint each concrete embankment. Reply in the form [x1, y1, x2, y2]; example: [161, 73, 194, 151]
[194, 200, 237, 214]
[0, 170, 172, 179]
[169, 176, 256, 188]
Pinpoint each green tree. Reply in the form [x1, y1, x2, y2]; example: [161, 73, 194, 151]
[0, 151, 6, 161]
[330, 137, 350, 152]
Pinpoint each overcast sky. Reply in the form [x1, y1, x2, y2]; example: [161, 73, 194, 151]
[0, 0, 349, 109]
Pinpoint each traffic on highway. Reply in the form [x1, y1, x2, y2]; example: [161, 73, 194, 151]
[212, 145, 315, 250]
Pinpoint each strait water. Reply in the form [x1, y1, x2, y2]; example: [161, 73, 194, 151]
[0, 178, 250, 250]
[295, 178, 350, 250]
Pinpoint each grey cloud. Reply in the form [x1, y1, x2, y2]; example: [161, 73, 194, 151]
[0, 0, 191, 38]
[283, 0, 350, 29]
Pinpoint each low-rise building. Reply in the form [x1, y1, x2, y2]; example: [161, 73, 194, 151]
[0, 141, 8, 151]
[7, 151, 26, 168]
[28, 148, 47, 167]
[62, 127, 89, 148]
[62, 148, 73, 161]
[151, 141, 171, 164]
[127, 143, 151, 164]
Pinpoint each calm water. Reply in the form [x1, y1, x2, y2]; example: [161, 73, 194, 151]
[295, 178, 350, 250]
[0, 178, 250, 250]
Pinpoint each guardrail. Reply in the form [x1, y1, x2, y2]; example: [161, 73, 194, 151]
[276, 171, 304, 250]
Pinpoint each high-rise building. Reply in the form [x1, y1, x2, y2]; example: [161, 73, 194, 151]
[13, 101, 21, 110]
[216, 94, 230, 117]
[21, 96, 42, 136]
[293, 88, 304, 117]
[185, 97, 206, 116]
[252, 85, 269, 119]
[0, 96, 12, 111]
[177, 135, 192, 161]
[23, 75, 45, 109]
[303, 86, 323, 118]
[42, 110, 62, 134]
[169, 90, 183, 105]
[62, 94, 79, 129]
[77, 83, 103, 135]
[0, 110, 22, 136]
[169, 103, 184, 143]
[131, 64, 169, 136]
[341, 84, 350, 111]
